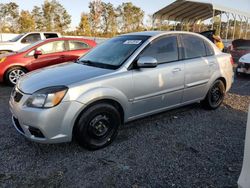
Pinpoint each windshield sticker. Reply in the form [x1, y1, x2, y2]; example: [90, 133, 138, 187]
[123, 40, 142, 45]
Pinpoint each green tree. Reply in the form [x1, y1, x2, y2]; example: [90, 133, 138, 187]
[18, 10, 35, 33]
[31, 6, 44, 31]
[77, 13, 91, 36]
[89, 0, 103, 35]
[117, 2, 144, 33]
[42, 0, 71, 33]
[0, 2, 19, 32]
[101, 2, 117, 37]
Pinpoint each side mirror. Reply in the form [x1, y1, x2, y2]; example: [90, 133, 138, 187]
[21, 38, 27, 44]
[34, 50, 42, 58]
[137, 56, 158, 68]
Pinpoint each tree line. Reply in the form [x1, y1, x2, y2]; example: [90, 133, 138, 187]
[0, 0, 145, 37]
[0, 0, 248, 39]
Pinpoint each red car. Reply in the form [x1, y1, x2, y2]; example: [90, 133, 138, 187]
[229, 39, 250, 63]
[0, 37, 96, 85]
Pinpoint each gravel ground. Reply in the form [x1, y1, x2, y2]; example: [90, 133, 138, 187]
[0, 76, 250, 188]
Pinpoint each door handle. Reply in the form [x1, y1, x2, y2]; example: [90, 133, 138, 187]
[172, 68, 182, 73]
[60, 55, 66, 58]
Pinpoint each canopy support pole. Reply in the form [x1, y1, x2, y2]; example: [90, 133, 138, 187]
[239, 15, 243, 39]
[198, 20, 202, 32]
[212, 9, 215, 30]
[225, 13, 230, 41]
[244, 18, 248, 39]
[232, 14, 237, 40]
[218, 11, 222, 36]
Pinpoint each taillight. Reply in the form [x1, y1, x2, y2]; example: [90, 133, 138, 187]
[230, 57, 234, 65]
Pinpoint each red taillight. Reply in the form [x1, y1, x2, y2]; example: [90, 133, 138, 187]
[230, 57, 234, 65]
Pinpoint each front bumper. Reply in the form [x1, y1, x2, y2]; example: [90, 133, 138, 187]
[237, 62, 250, 74]
[9, 88, 85, 143]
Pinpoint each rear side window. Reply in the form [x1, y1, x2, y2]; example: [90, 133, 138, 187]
[37, 41, 65, 54]
[69, 41, 89, 50]
[181, 34, 206, 59]
[204, 41, 215, 56]
[139, 35, 179, 63]
[44, 33, 59, 39]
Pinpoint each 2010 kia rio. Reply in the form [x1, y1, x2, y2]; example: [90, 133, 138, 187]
[9, 31, 234, 150]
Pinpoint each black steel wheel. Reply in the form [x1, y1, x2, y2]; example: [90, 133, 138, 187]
[74, 103, 121, 150]
[201, 80, 225, 110]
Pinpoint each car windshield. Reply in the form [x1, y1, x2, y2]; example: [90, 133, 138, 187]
[78, 35, 149, 69]
[17, 40, 44, 53]
[9, 34, 25, 42]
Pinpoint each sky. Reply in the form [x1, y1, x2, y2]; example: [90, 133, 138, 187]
[1, 0, 175, 29]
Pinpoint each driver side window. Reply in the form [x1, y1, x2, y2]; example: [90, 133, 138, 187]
[139, 35, 179, 64]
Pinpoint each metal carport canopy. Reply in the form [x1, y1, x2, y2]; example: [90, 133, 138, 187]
[153, 0, 250, 22]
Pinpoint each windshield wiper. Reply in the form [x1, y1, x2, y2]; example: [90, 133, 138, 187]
[77, 59, 118, 70]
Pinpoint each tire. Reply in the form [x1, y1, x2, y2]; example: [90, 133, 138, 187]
[74, 103, 121, 150]
[4, 67, 27, 86]
[201, 80, 225, 110]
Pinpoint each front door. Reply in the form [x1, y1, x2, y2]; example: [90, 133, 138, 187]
[131, 35, 184, 118]
[27, 40, 66, 70]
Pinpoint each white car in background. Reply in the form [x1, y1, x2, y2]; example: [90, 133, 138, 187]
[0, 32, 61, 54]
[238, 104, 250, 188]
[237, 53, 250, 75]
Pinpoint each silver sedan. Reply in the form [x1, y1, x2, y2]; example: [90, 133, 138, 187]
[9, 31, 234, 150]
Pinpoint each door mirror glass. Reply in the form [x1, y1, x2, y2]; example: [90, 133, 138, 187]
[137, 56, 158, 68]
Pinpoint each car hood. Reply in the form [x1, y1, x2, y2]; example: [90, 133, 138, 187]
[18, 62, 114, 94]
[0, 42, 14, 47]
[239, 53, 250, 64]
[0, 52, 17, 58]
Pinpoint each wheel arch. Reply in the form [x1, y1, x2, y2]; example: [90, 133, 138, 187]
[72, 98, 125, 138]
[217, 77, 227, 89]
[3, 65, 29, 83]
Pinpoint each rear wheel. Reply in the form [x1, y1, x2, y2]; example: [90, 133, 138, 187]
[5, 67, 27, 86]
[201, 80, 225, 110]
[74, 103, 121, 150]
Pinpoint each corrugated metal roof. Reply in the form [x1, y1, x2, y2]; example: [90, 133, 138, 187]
[153, 0, 250, 22]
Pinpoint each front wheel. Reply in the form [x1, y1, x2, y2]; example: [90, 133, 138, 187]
[201, 80, 225, 110]
[5, 67, 27, 86]
[74, 103, 121, 150]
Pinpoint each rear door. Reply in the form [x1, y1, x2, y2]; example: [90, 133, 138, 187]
[26, 40, 67, 70]
[63, 40, 92, 62]
[180, 34, 214, 102]
[131, 35, 185, 117]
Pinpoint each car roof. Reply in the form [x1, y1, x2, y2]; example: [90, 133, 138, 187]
[122, 30, 206, 38]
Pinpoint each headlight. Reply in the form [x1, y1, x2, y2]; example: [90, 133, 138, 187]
[26, 86, 68, 108]
[0, 57, 6, 63]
